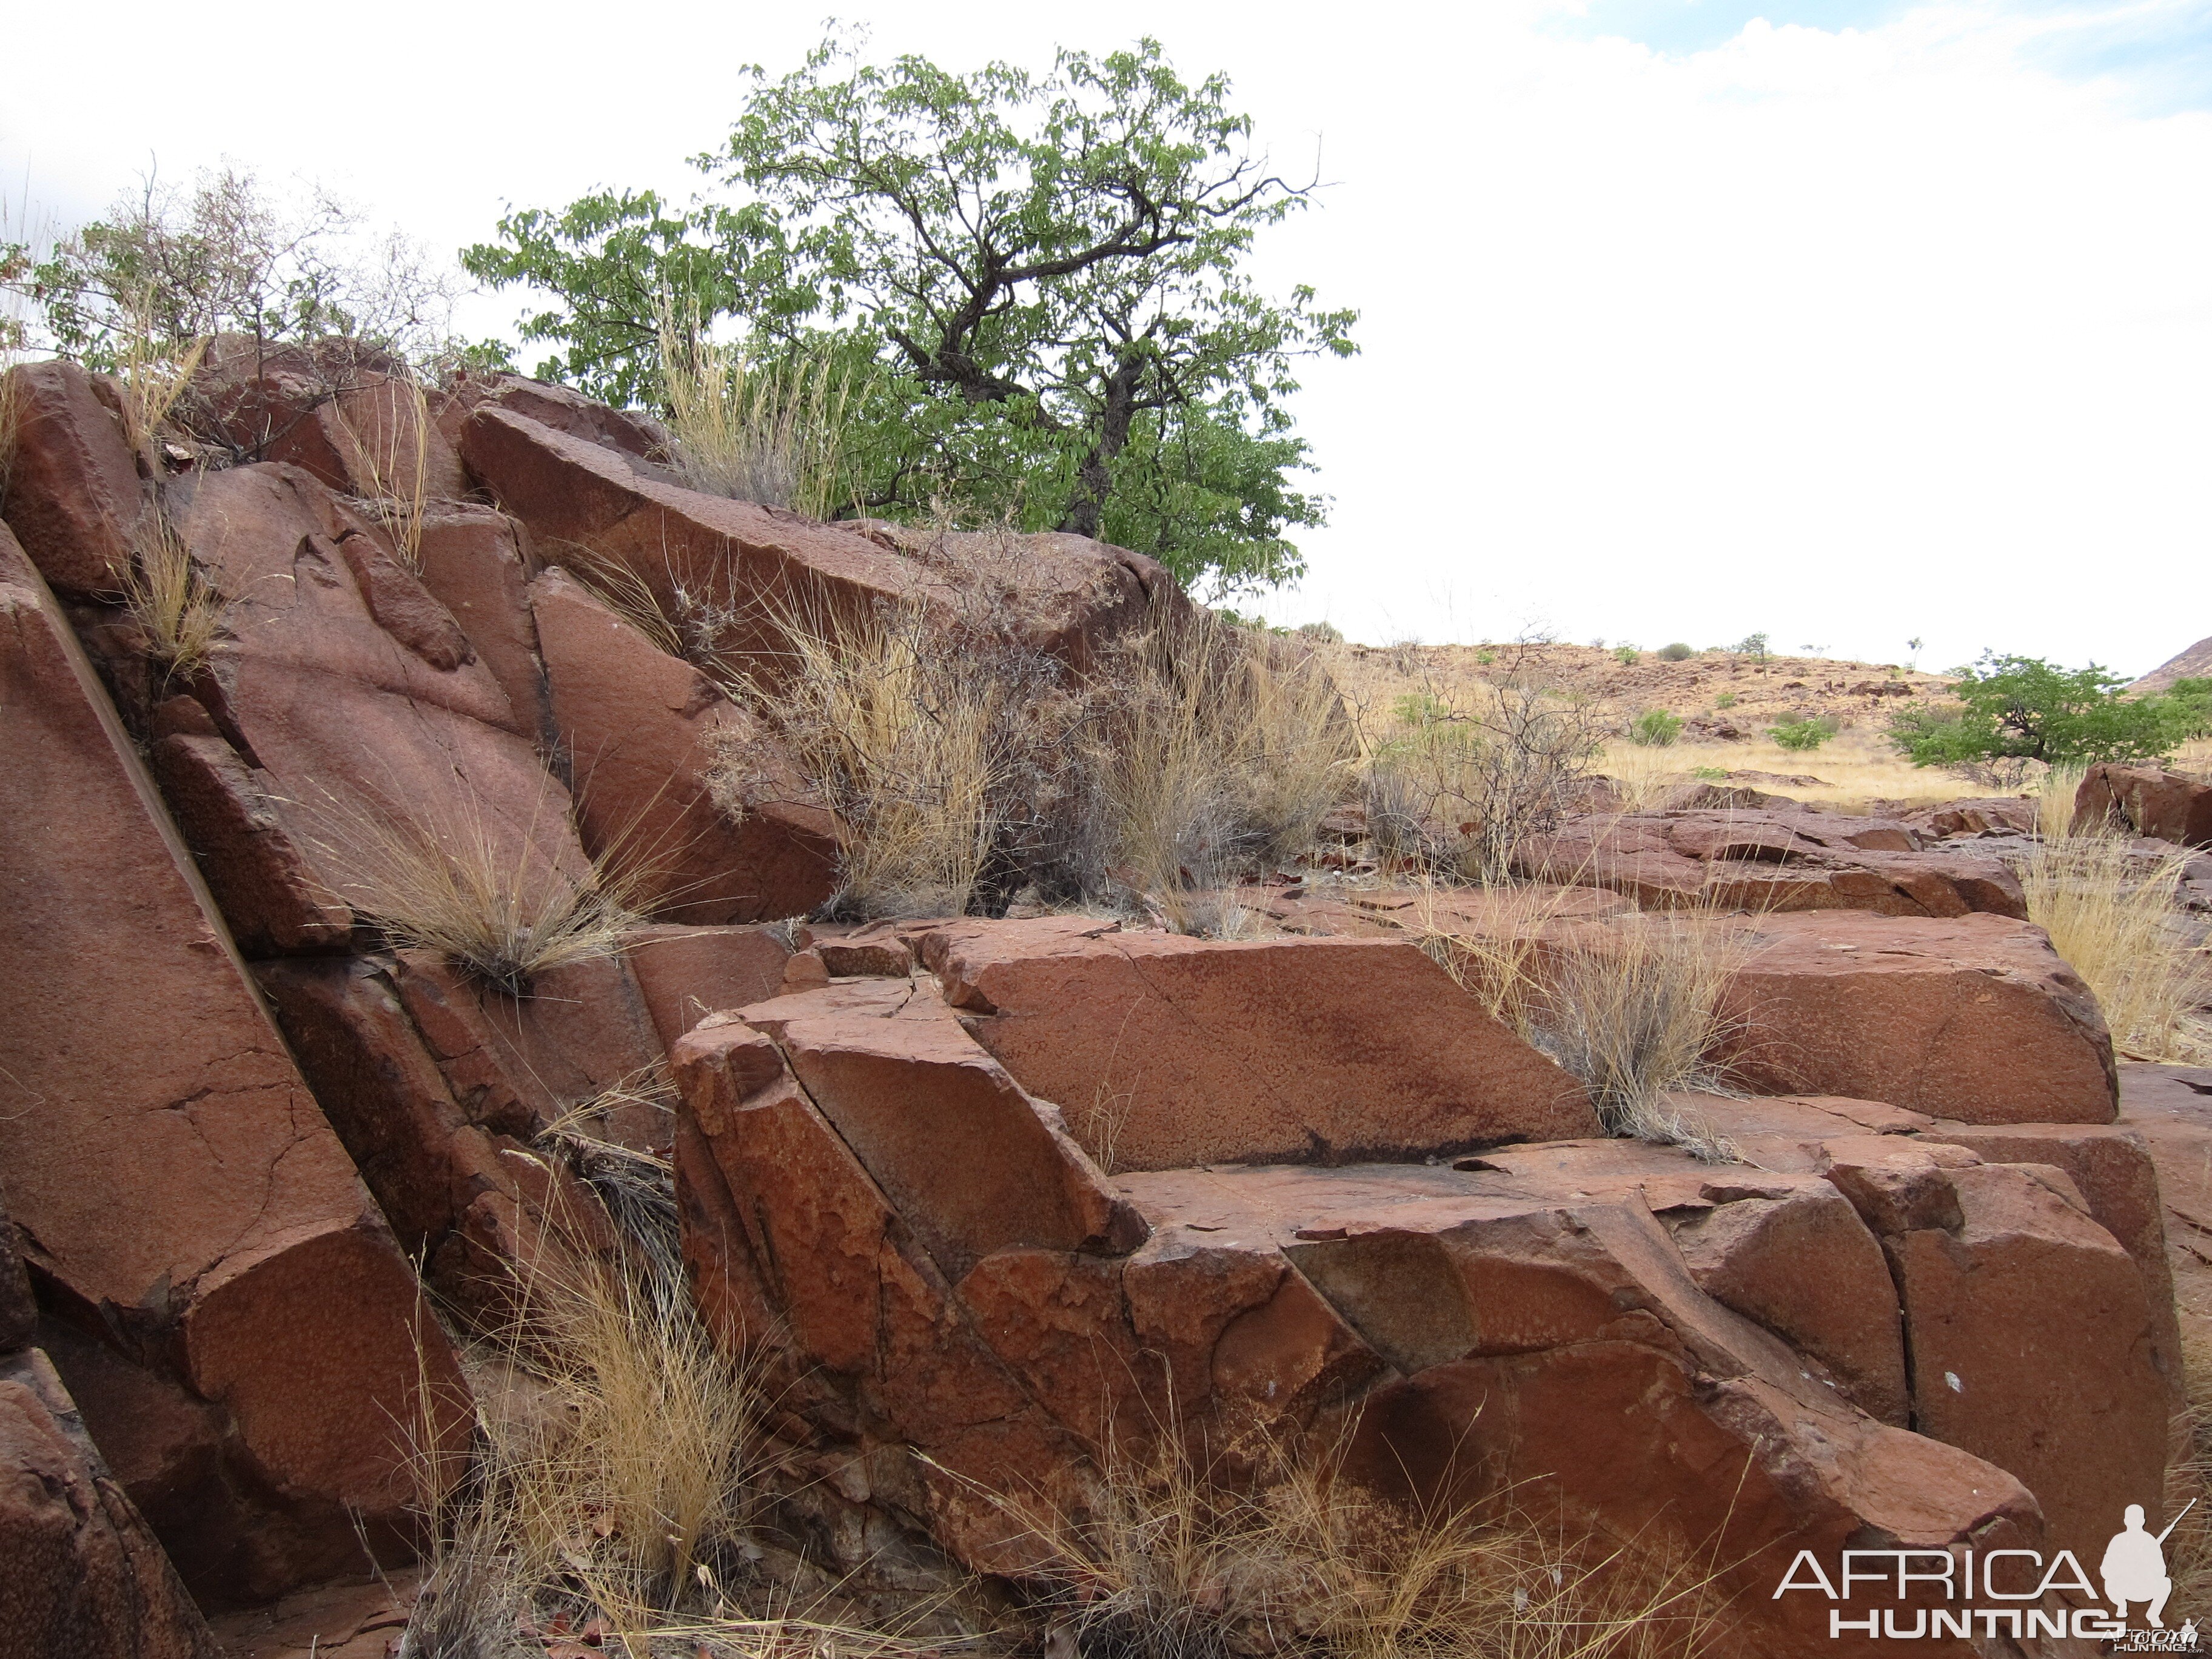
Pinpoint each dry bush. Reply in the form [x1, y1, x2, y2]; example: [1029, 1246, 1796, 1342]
[1366, 659, 1603, 883]
[991, 1425, 1722, 1659]
[1091, 612, 1353, 928]
[708, 579, 1087, 919]
[658, 298, 856, 519]
[1414, 890, 1758, 1152]
[118, 512, 226, 683]
[2163, 1319, 2212, 1620]
[2020, 828, 2212, 1063]
[300, 784, 640, 996]
[341, 367, 432, 569]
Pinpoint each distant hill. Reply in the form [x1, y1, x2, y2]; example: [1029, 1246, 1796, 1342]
[2132, 636, 2212, 695]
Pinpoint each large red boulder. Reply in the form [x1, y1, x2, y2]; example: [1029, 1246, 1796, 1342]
[461, 404, 923, 666]
[2075, 762, 2212, 848]
[0, 1349, 219, 1659]
[1712, 911, 2117, 1122]
[1, 359, 152, 597]
[919, 918, 1600, 1169]
[0, 524, 469, 1604]
[530, 566, 839, 922]
[412, 504, 553, 748]
[155, 463, 594, 953]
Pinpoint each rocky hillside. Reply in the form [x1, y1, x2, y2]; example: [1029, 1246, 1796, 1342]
[4, 344, 2212, 1658]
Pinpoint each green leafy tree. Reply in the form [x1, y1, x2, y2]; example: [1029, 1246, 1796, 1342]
[1889, 654, 2196, 770]
[1769, 716, 1837, 752]
[462, 32, 1355, 594]
[1629, 709, 1683, 746]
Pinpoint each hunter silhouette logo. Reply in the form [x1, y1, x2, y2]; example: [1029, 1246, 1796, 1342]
[2103, 1501, 2185, 1628]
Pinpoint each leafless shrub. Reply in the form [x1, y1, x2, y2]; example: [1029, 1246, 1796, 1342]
[1367, 649, 1604, 882]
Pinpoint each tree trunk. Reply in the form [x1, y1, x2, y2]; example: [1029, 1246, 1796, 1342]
[1060, 349, 1148, 540]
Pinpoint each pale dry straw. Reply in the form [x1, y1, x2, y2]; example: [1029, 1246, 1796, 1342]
[1096, 611, 1353, 929]
[300, 784, 640, 996]
[2020, 828, 2212, 1064]
[657, 295, 856, 520]
[977, 1421, 1725, 1659]
[118, 514, 226, 683]
[340, 368, 432, 570]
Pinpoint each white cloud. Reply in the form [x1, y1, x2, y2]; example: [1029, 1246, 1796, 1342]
[4, 1, 2205, 672]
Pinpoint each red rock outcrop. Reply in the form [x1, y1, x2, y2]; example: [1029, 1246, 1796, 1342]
[0, 524, 470, 1604]
[412, 503, 553, 748]
[920, 918, 1600, 1168]
[2076, 762, 2212, 849]
[1, 358, 152, 596]
[672, 989, 2063, 1658]
[1711, 911, 2118, 1122]
[626, 923, 795, 1047]
[0, 1346, 220, 1659]
[182, 335, 465, 501]
[530, 566, 839, 922]
[1515, 808, 2028, 917]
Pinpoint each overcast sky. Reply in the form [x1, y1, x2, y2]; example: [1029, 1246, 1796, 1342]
[6, 0, 2207, 674]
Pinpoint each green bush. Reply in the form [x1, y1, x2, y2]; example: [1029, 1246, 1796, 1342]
[1296, 620, 1344, 645]
[1657, 642, 1693, 662]
[1734, 632, 1770, 663]
[1888, 653, 2201, 770]
[1475, 649, 1496, 666]
[1629, 709, 1684, 748]
[1714, 692, 1738, 710]
[1614, 645, 1641, 665]
[1692, 765, 1729, 780]
[1769, 716, 1839, 752]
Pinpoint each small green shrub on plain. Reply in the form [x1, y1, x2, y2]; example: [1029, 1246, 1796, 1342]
[1714, 692, 1738, 710]
[1769, 716, 1838, 752]
[1296, 620, 1344, 645]
[1734, 632, 1770, 663]
[1692, 766, 1729, 781]
[1657, 642, 1693, 662]
[1630, 709, 1684, 747]
[1614, 645, 1640, 665]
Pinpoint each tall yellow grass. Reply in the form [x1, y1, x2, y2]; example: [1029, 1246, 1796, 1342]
[2020, 828, 2211, 1064]
[118, 514, 226, 683]
[657, 298, 856, 520]
[340, 369, 432, 570]
[1414, 886, 1758, 1151]
[1098, 614, 1353, 927]
[300, 784, 640, 996]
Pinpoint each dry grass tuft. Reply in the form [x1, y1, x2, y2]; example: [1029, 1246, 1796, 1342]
[1415, 888, 1758, 1151]
[988, 1423, 1723, 1659]
[2020, 827, 2212, 1063]
[341, 368, 432, 570]
[118, 512, 226, 682]
[301, 785, 640, 996]
[1095, 613, 1353, 928]
[658, 298, 857, 520]
[709, 588, 1082, 919]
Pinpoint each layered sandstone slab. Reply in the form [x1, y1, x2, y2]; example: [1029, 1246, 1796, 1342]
[673, 1004, 2066, 1658]
[0, 359, 151, 596]
[1514, 808, 2028, 917]
[1712, 911, 2117, 1122]
[462, 406, 924, 661]
[919, 918, 1601, 1168]
[531, 566, 838, 922]
[0, 526, 469, 1603]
